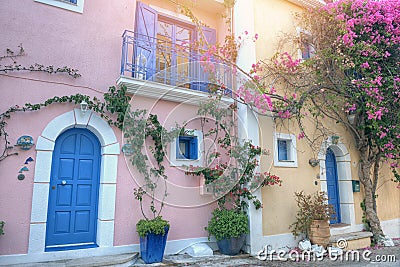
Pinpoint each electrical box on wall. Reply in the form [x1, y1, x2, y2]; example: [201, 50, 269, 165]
[352, 180, 360, 192]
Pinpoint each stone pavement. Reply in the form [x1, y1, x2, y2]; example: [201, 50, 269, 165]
[2, 240, 398, 266]
[132, 240, 399, 267]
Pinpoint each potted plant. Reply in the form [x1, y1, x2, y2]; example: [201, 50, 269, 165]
[289, 191, 335, 247]
[125, 111, 180, 264]
[186, 98, 282, 255]
[205, 208, 249, 255]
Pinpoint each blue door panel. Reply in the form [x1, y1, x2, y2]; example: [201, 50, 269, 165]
[59, 158, 74, 180]
[78, 159, 93, 180]
[55, 212, 71, 233]
[79, 135, 94, 155]
[56, 184, 73, 206]
[75, 211, 91, 232]
[60, 135, 76, 154]
[76, 185, 92, 205]
[46, 128, 100, 251]
[326, 148, 341, 224]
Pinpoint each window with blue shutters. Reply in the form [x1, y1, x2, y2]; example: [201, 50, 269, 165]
[177, 136, 198, 160]
[277, 140, 288, 161]
[274, 133, 298, 168]
[170, 129, 203, 167]
[35, 0, 84, 13]
[134, 2, 216, 91]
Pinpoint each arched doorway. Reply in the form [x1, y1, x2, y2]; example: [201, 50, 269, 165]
[45, 128, 101, 251]
[318, 137, 356, 231]
[29, 109, 119, 254]
[326, 148, 341, 224]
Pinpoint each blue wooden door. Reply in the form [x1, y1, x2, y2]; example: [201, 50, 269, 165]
[46, 128, 101, 251]
[325, 148, 341, 224]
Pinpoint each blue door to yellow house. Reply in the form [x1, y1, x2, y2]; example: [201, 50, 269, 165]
[326, 148, 341, 224]
[45, 128, 101, 251]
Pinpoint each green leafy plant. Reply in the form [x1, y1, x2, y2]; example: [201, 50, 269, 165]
[186, 97, 282, 211]
[125, 110, 181, 237]
[0, 221, 4, 235]
[289, 191, 335, 238]
[136, 216, 170, 238]
[0, 85, 131, 162]
[205, 208, 249, 241]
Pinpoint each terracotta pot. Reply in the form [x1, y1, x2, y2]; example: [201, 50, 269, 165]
[309, 220, 330, 247]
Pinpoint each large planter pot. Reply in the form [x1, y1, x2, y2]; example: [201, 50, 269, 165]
[217, 234, 246, 255]
[140, 227, 169, 264]
[309, 220, 330, 247]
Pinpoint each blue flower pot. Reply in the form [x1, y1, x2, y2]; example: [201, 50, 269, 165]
[139, 227, 169, 264]
[217, 234, 246, 255]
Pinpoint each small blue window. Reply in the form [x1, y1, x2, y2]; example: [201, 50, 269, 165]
[68, 0, 77, 4]
[176, 136, 198, 160]
[278, 140, 288, 161]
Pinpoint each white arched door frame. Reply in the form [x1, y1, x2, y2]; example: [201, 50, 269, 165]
[29, 109, 120, 253]
[318, 137, 356, 234]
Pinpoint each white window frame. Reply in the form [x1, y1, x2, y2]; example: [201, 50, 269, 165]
[35, 0, 84, 13]
[170, 129, 203, 167]
[273, 132, 298, 168]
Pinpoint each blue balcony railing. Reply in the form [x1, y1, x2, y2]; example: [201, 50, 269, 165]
[120, 30, 233, 94]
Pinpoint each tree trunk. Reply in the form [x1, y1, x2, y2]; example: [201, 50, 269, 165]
[372, 155, 380, 213]
[358, 149, 384, 243]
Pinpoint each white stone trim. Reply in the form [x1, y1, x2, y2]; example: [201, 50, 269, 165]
[381, 218, 400, 238]
[35, 136, 55, 151]
[169, 129, 203, 167]
[34, 0, 84, 13]
[100, 155, 119, 183]
[236, 102, 265, 255]
[273, 132, 298, 168]
[29, 109, 119, 254]
[318, 137, 356, 226]
[117, 76, 234, 106]
[33, 151, 53, 183]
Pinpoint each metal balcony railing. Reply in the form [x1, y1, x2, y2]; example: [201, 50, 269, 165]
[120, 30, 233, 94]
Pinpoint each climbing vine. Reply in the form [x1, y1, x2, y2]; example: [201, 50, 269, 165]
[0, 85, 131, 162]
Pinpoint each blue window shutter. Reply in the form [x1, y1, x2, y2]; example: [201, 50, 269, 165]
[134, 2, 157, 80]
[189, 137, 198, 160]
[278, 140, 288, 161]
[192, 26, 216, 92]
[200, 27, 217, 48]
[176, 138, 183, 159]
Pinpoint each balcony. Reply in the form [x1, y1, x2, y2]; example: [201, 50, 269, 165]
[117, 30, 233, 105]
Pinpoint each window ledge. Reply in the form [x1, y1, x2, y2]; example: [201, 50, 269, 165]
[35, 0, 84, 13]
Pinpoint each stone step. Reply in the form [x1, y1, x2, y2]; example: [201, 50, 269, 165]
[5, 252, 139, 267]
[330, 231, 373, 250]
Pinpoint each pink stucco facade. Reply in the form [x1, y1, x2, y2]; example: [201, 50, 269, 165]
[0, 0, 224, 256]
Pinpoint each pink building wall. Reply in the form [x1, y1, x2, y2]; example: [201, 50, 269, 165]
[0, 0, 219, 256]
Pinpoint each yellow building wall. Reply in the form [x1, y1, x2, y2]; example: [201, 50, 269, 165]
[253, 0, 400, 236]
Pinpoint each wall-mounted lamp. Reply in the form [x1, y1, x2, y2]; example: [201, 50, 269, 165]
[331, 135, 340, 144]
[309, 158, 319, 167]
[347, 113, 356, 124]
[80, 100, 88, 114]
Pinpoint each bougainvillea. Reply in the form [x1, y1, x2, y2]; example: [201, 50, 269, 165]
[194, 0, 399, 244]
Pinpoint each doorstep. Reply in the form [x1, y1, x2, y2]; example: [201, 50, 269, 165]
[3, 253, 138, 267]
[330, 231, 373, 250]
